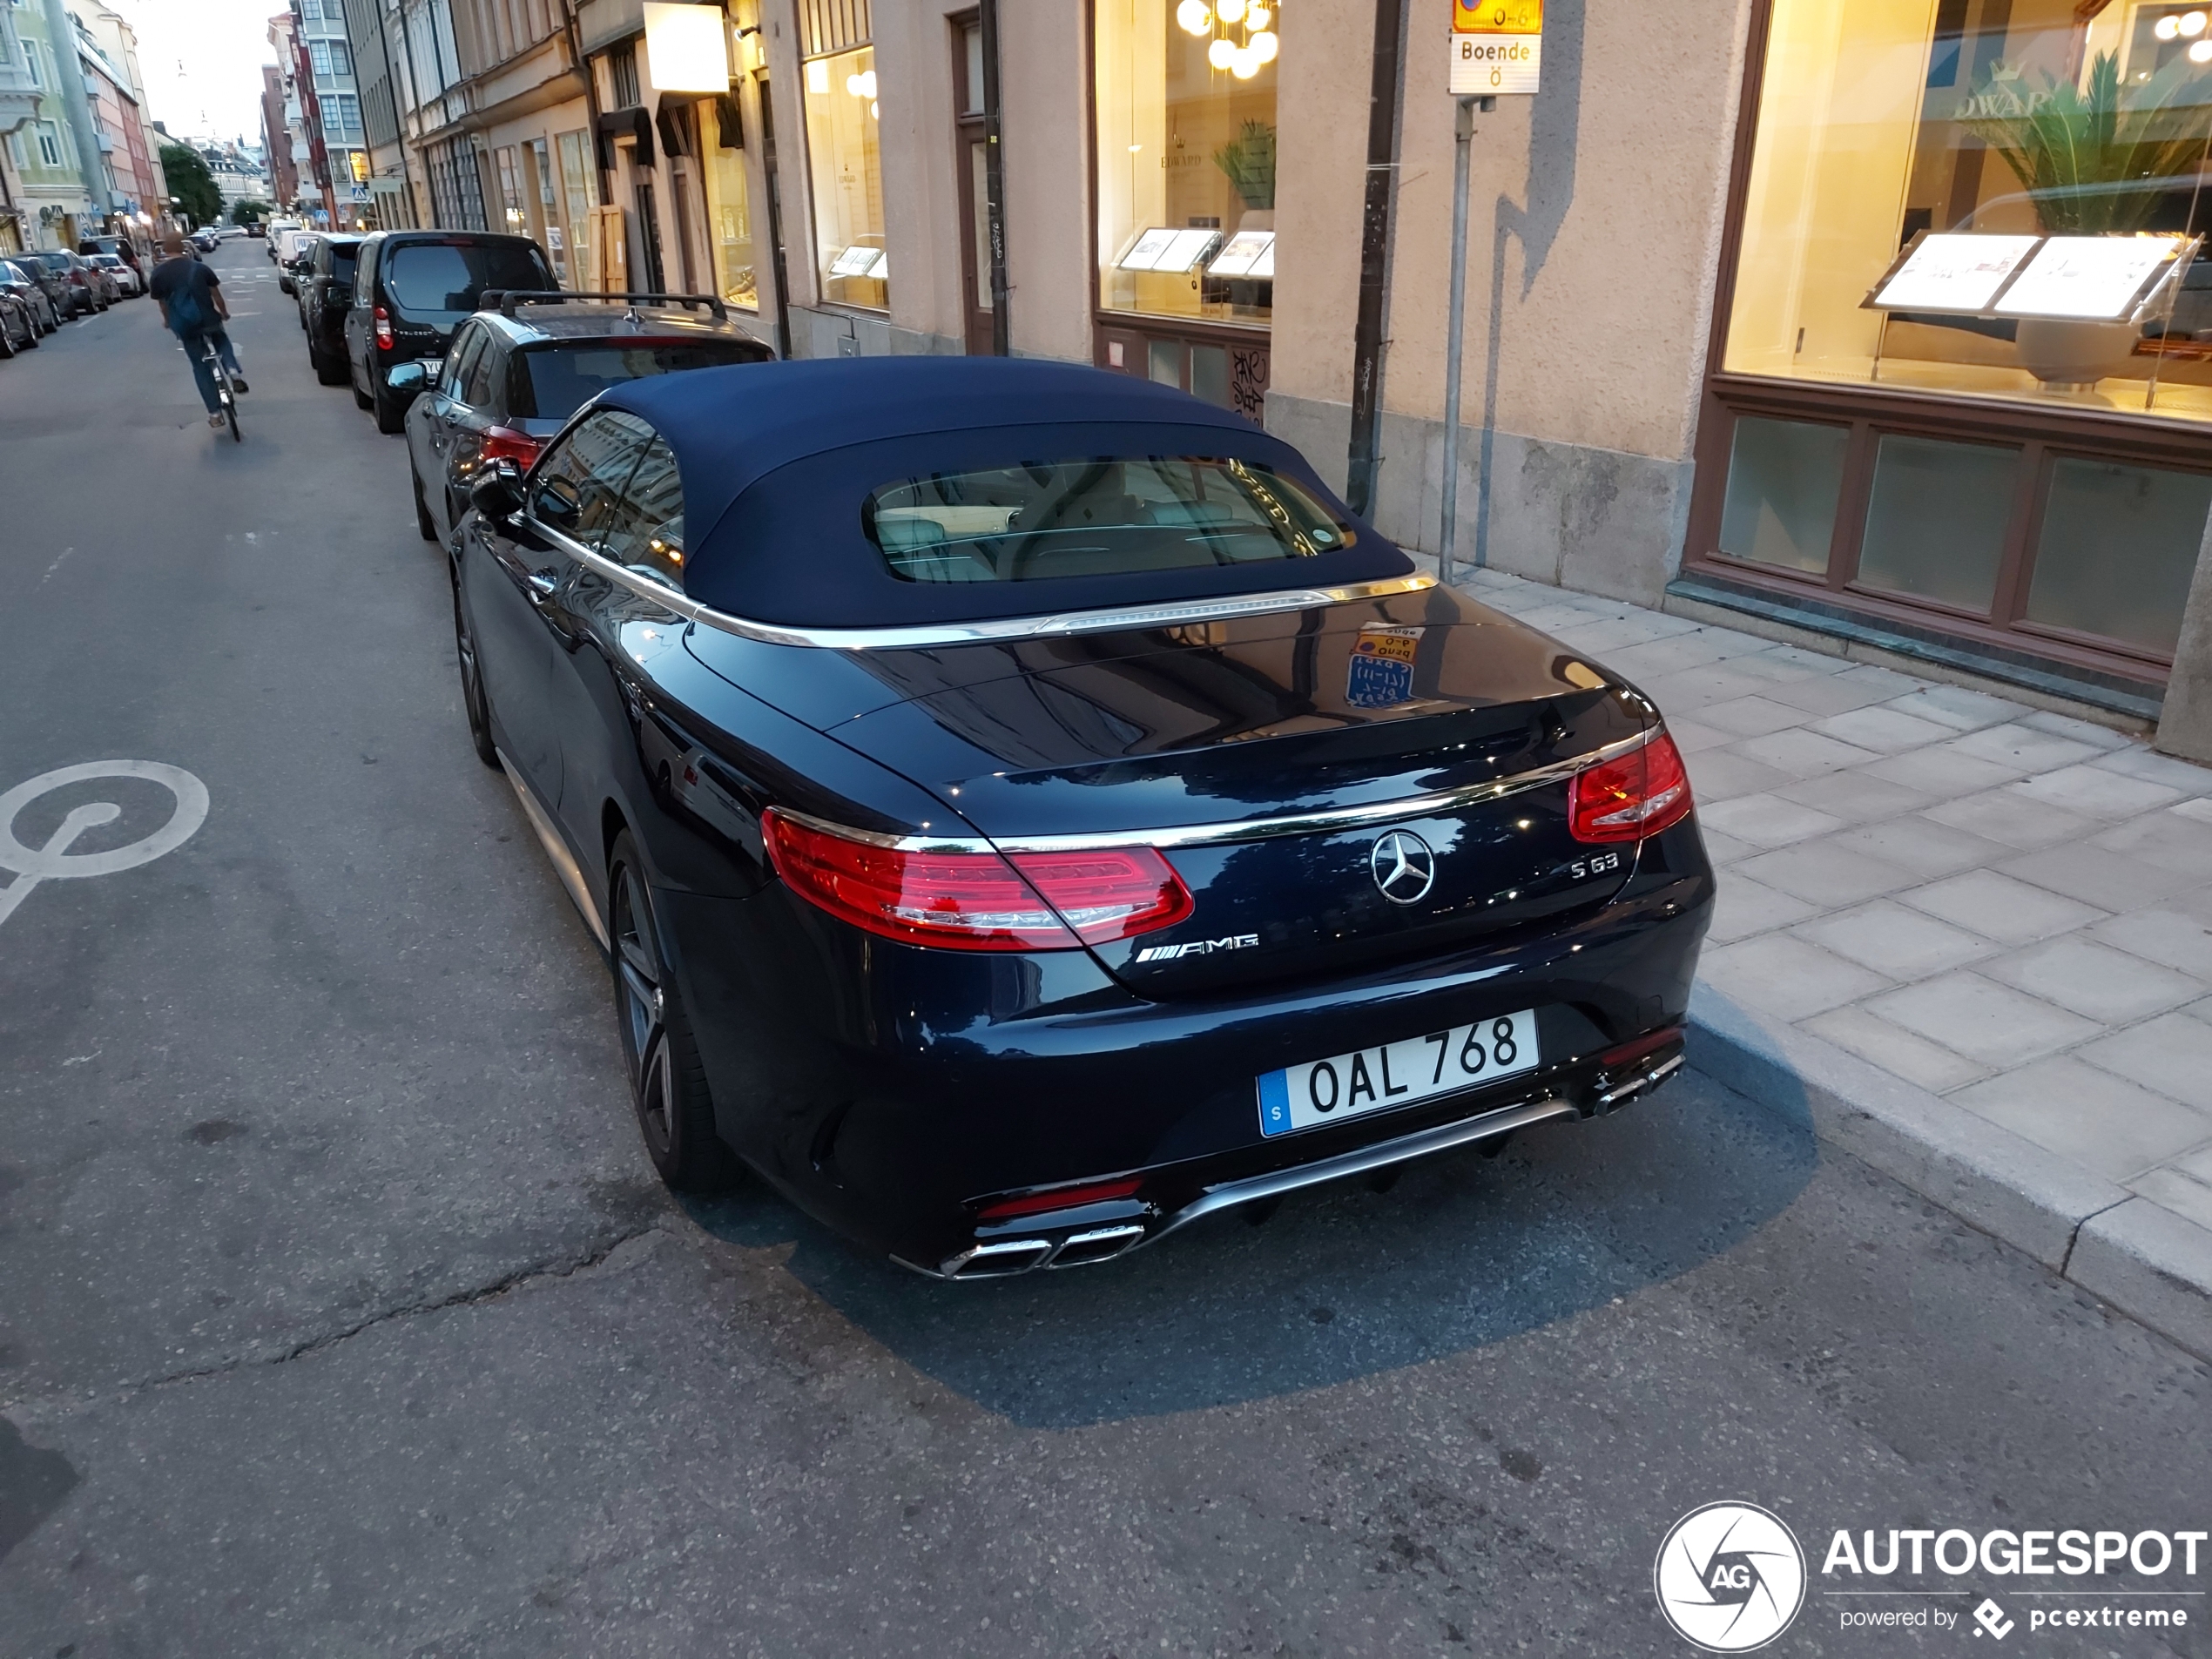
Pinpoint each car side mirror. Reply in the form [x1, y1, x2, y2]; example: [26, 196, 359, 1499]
[471, 470, 524, 521]
[386, 361, 428, 393]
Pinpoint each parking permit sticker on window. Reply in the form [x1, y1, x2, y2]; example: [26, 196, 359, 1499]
[1345, 624, 1423, 709]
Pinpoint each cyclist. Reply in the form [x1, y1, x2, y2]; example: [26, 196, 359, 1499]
[148, 233, 248, 428]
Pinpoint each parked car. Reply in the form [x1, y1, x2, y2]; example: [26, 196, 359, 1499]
[264, 219, 299, 259]
[448, 356, 1713, 1277]
[401, 292, 771, 544]
[0, 287, 37, 356]
[294, 233, 364, 384]
[345, 230, 556, 434]
[273, 226, 316, 292]
[77, 233, 143, 285]
[0, 258, 61, 334]
[246, 221, 266, 239]
[191, 229, 219, 254]
[87, 253, 141, 297]
[31, 250, 107, 315]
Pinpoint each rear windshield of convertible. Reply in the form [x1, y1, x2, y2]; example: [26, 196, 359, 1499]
[862, 457, 1354, 583]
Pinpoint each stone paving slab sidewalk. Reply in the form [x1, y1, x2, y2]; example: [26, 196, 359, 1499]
[1440, 562, 2212, 1358]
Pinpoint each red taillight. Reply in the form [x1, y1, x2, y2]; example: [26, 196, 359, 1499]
[761, 810, 1193, 952]
[480, 425, 541, 468]
[976, 1177, 1145, 1221]
[1568, 733, 1694, 844]
[373, 304, 393, 349]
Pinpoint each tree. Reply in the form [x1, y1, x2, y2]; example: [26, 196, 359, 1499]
[158, 144, 221, 226]
[229, 199, 271, 227]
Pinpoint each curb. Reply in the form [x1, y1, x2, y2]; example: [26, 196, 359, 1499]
[1687, 984, 2212, 1364]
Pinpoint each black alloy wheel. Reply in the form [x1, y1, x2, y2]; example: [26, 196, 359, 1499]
[372, 371, 407, 435]
[313, 336, 347, 386]
[449, 569, 501, 769]
[607, 831, 740, 1192]
[352, 353, 373, 409]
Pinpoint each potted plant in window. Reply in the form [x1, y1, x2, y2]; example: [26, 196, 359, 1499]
[1960, 50, 2209, 388]
[1213, 119, 1277, 232]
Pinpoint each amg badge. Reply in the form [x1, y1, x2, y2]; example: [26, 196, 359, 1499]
[1135, 934, 1260, 964]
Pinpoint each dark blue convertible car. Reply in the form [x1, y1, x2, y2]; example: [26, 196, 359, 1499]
[453, 357, 1713, 1278]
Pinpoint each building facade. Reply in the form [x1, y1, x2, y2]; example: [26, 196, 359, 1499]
[0, 2, 40, 251]
[358, 0, 2212, 749]
[261, 61, 300, 207]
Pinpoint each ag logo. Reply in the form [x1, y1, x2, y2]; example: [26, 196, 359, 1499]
[1654, 1501, 1806, 1652]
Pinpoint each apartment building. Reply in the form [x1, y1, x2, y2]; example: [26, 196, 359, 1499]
[0, 2, 38, 251]
[260, 62, 300, 207]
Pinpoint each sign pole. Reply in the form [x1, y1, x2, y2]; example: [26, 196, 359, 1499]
[1436, 94, 1492, 587]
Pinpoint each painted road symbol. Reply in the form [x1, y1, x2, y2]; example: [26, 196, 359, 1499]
[0, 760, 209, 928]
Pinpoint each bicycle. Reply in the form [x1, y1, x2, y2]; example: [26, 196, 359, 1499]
[202, 335, 241, 443]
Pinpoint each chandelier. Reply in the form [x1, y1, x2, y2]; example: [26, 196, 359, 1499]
[1176, 0, 1280, 81]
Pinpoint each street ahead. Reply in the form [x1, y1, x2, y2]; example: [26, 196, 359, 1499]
[0, 243, 2208, 1658]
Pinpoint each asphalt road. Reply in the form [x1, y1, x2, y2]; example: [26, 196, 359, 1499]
[0, 246, 2207, 1658]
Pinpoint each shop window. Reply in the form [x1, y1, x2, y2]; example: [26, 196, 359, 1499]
[1725, 0, 2212, 426]
[803, 41, 886, 309]
[701, 94, 758, 308]
[1093, 0, 1280, 327]
[2027, 458, 2212, 652]
[1717, 416, 1848, 574]
[1858, 435, 2019, 612]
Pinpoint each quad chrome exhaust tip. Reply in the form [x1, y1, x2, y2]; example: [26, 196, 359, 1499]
[921, 1223, 1150, 1280]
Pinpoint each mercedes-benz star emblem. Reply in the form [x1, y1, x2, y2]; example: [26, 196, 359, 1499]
[1370, 829, 1436, 905]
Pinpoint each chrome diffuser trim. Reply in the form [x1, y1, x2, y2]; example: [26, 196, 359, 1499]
[771, 729, 1656, 859]
[1142, 1095, 1579, 1246]
[530, 522, 1434, 651]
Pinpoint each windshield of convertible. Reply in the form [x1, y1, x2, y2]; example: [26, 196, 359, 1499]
[862, 458, 1353, 584]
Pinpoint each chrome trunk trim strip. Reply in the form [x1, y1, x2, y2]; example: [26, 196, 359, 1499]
[772, 729, 1656, 858]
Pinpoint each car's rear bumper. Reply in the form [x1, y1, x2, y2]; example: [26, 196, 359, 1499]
[658, 819, 1712, 1272]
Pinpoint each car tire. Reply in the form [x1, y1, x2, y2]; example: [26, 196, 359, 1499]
[314, 342, 347, 386]
[449, 567, 501, 768]
[608, 830, 742, 1193]
[0, 320, 16, 359]
[372, 374, 407, 435]
[352, 362, 373, 410]
[413, 468, 439, 543]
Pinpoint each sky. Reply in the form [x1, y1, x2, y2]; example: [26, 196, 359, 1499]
[108, 0, 280, 145]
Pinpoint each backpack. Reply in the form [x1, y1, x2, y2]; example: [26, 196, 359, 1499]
[165, 268, 212, 334]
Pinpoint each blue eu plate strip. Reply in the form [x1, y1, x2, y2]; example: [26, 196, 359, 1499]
[1256, 1069, 1291, 1137]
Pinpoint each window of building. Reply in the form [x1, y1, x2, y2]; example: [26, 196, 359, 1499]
[23, 37, 38, 85]
[1093, 0, 1281, 328]
[309, 38, 330, 76]
[496, 145, 525, 233]
[36, 122, 61, 168]
[1691, 0, 2212, 695]
[555, 127, 594, 287]
[609, 40, 639, 109]
[700, 93, 757, 308]
[1726, 0, 2212, 425]
[801, 0, 884, 311]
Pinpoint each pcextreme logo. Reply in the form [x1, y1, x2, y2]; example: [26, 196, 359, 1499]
[1654, 1502, 1809, 1652]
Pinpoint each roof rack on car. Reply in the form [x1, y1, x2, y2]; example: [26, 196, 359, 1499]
[482, 289, 729, 322]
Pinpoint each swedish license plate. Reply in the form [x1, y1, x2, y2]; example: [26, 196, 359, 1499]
[1256, 1010, 1541, 1138]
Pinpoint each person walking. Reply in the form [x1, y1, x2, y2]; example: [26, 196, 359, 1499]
[148, 233, 249, 428]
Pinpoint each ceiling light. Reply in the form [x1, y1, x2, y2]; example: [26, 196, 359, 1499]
[1176, 0, 1212, 35]
[2193, 35, 2212, 57]
[806, 59, 828, 94]
[1231, 44, 1260, 77]
[2156, 12, 2182, 36]
[1251, 28, 1279, 62]
[1207, 36, 1237, 67]
[1246, 3, 1271, 26]
[1218, 0, 1247, 19]
[2183, 10, 2208, 33]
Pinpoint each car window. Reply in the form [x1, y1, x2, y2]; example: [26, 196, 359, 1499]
[329, 246, 359, 288]
[597, 437, 685, 588]
[385, 240, 553, 320]
[509, 340, 770, 421]
[862, 457, 1356, 584]
[526, 410, 651, 551]
[463, 337, 502, 408]
[354, 245, 375, 305]
[442, 326, 484, 398]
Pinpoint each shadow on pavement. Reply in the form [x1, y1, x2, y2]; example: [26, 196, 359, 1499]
[678, 1069, 1817, 1429]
